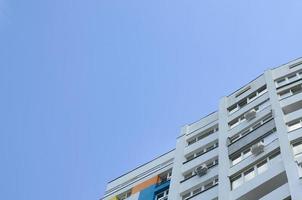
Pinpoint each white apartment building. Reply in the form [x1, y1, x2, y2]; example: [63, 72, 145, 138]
[102, 58, 302, 200]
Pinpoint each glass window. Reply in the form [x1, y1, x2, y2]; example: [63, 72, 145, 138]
[244, 168, 255, 182]
[248, 92, 257, 102]
[186, 154, 194, 161]
[257, 160, 268, 174]
[292, 85, 302, 95]
[242, 149, 252, 159]
[252, 122, 262, 130]
[206, 145, 215, 151]
[293, 141, 302, 155]
[232, 154, 242, 166]
[258, 85, 267, 94]
[196, 150, 204, 157]
[288, 120, 302, 132]
[188, 138, 196, 145]
[269, 151, 280, 161]
[288, 73, 297, 80]
[155, 189, 169, 200]
[276, 78, 286, 85]
[204, 181, 213, 190]
[230, 134, 240, 143]
[197, 134, 205, 141]
[279, 89, 291, 98]
[262, 114, 273, 123]
[184, 171, 193, 179]
[229, 119, 240, 129]
[182, 192, 191, 200]
[228, 104, 239, 114]
[192, 187, 201, 195]
[238, 99, 247, 108]
[231, 175, 242, 190]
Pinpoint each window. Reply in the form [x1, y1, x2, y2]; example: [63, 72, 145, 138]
[244, 168, 255, 182]
[242, 149, 252, 159]
[182, 192, 190, 200]
[155, 189, 169, 200]
[230, 128, 276, 166]
[192, 188, 201, 195]
[204, 181, 214, 190]
[248, 92, 257, 102]
[277, 78, 286, 84]
[231, 154, 242, 166]
[228, 99, 269, 129]
[287, 119, 302, 132]
[288, 73, 297, 80]
[292, 141, 302, 156]
[181, 177, 218, 199]
[278, 84, 302, 99]
[238, 99, 247, 108]
[184, 171, 194, 180]
[289, 61, 302, 69]
[186, 154, 194, 161]
[117, 190, 132, 200]
[188, 138, 197, 145]
[158, 171, 172, 183]
[231, 175, 243, 190]
[257, 160, 268, 174]
[187, 126, 218, 146]
[230, 151, 280, 190]
[292, 85, 302, 95]
[185, 142, 218, 162]
[269, 151, 280, 160]
[229, 104, 239, 114]
[228, 85, 267, 114]
[279, 89, 291, 98]
[275, 70, 302, 87]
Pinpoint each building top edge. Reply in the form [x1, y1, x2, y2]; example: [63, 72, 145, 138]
[106, 148, 175, 184]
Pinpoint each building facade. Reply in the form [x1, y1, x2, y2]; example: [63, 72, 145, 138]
[102, 58, 302, 200]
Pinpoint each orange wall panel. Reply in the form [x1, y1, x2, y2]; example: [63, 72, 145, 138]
[132, 176, 158, 194]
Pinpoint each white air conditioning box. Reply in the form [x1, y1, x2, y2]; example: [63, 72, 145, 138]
[245, 109, 257, 121]
[251, 141, 264, 155]
[195, 164, 208, 177]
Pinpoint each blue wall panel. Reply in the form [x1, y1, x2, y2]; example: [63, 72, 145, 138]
[138, 181, 170, 200]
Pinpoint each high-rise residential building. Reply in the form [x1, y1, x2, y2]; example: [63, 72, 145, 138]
[101, 58, 302, 200]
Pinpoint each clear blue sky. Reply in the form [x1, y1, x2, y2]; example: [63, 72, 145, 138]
[1, 0, 302, 199]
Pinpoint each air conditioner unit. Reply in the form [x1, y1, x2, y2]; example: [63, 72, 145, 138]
[251, 141, 264, 155]
[195, 164, 208, 177]
[245, 109, 257, 121]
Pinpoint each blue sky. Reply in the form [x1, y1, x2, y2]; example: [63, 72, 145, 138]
[1, 0, 302, 199]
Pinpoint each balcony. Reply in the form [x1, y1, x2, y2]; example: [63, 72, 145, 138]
[228, 92, 269, 122]
[228, 105, 272, 137]
[230, 139, 279, 175]
[184, 132, 218, 155]
[184, 184, 218, 200]
[179, 165, 218, 193]
[231, 159, 286, 200]
[280, 89, 302, 107]
[182, 148, 218, 173]
[228, 119, 276, 156]
[288, 127, 302, 142]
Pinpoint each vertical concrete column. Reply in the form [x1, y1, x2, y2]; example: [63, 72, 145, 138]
[218, 97, 231, 200]
[168, 126, 188, 200]
[264, 70, 302, 200]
